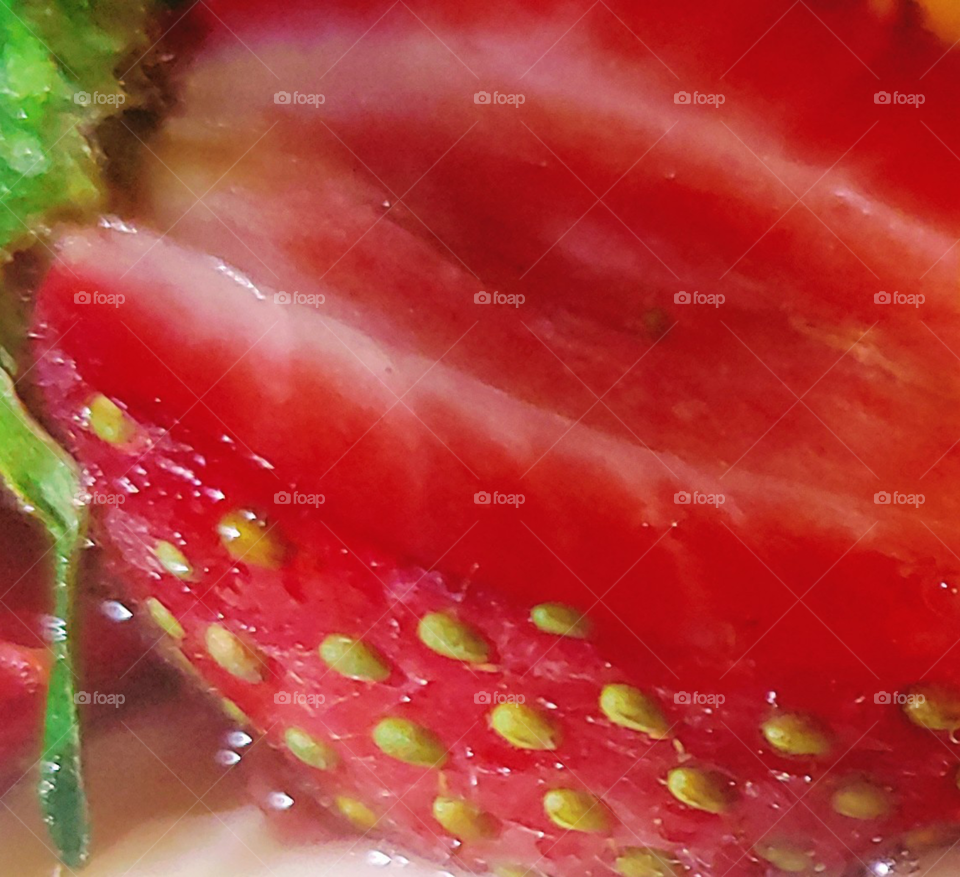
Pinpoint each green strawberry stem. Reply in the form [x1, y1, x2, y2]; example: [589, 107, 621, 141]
[40, 538, 89, 868]
[0, 364, 89, 866]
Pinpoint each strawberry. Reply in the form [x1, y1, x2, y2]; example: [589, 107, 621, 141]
[26, 222, 960, 877]
[21, 0, 960, 872]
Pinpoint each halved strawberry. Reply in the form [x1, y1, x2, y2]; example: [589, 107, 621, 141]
[26, 223, 960, 877]
[24, 0, 960, 872]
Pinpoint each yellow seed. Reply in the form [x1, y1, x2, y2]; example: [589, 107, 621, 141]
[901, 683, 960, 731]
[600, 684, 670, 739]
[432, 797, 498, 841]
[221, 698, 250, 726]
[490, 702, 560, 750]
[761, 713, 831, 757]
[217, 509, 286, 569]
[335, 796, 378, 831]
[87, 394, 136, 445]
[615, 847, 679, 877]
[666, 767, 733, 814]
[417, 612, 490, 663]
[493, 868, 546, 877]
[530, 603, 592, 639]
[831, 778, 891, 820]
[373, 718, 447, 768]
[542, 789, 611, 833]
[145, 597, 184, 640]
[754, 841, 812, 873]
[904, 824, 960, 851]
[154, 540, 194, 580]
[204, 623, 265, 683]
[320, 634, 390, 682]
[284, 727, 339, 771]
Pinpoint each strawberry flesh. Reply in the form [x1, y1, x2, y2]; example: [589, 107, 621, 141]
[23, 0, 960, 871]
[28, 225, 960, 876]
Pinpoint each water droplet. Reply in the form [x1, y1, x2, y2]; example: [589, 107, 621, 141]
[225, 730, 252, 748]
[216, 749, 241, 766]
[101, 600, 133, 622]
[367, 850, 392, 867]
[267, 791, 295, 810]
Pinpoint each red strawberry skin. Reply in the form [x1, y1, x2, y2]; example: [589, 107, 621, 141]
[29, 227, 960, 877]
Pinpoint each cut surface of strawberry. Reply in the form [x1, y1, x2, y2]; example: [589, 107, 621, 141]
[104, 0, 960, 690]
[21, 0, 960, 873]
[27, 224, 960, 877]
